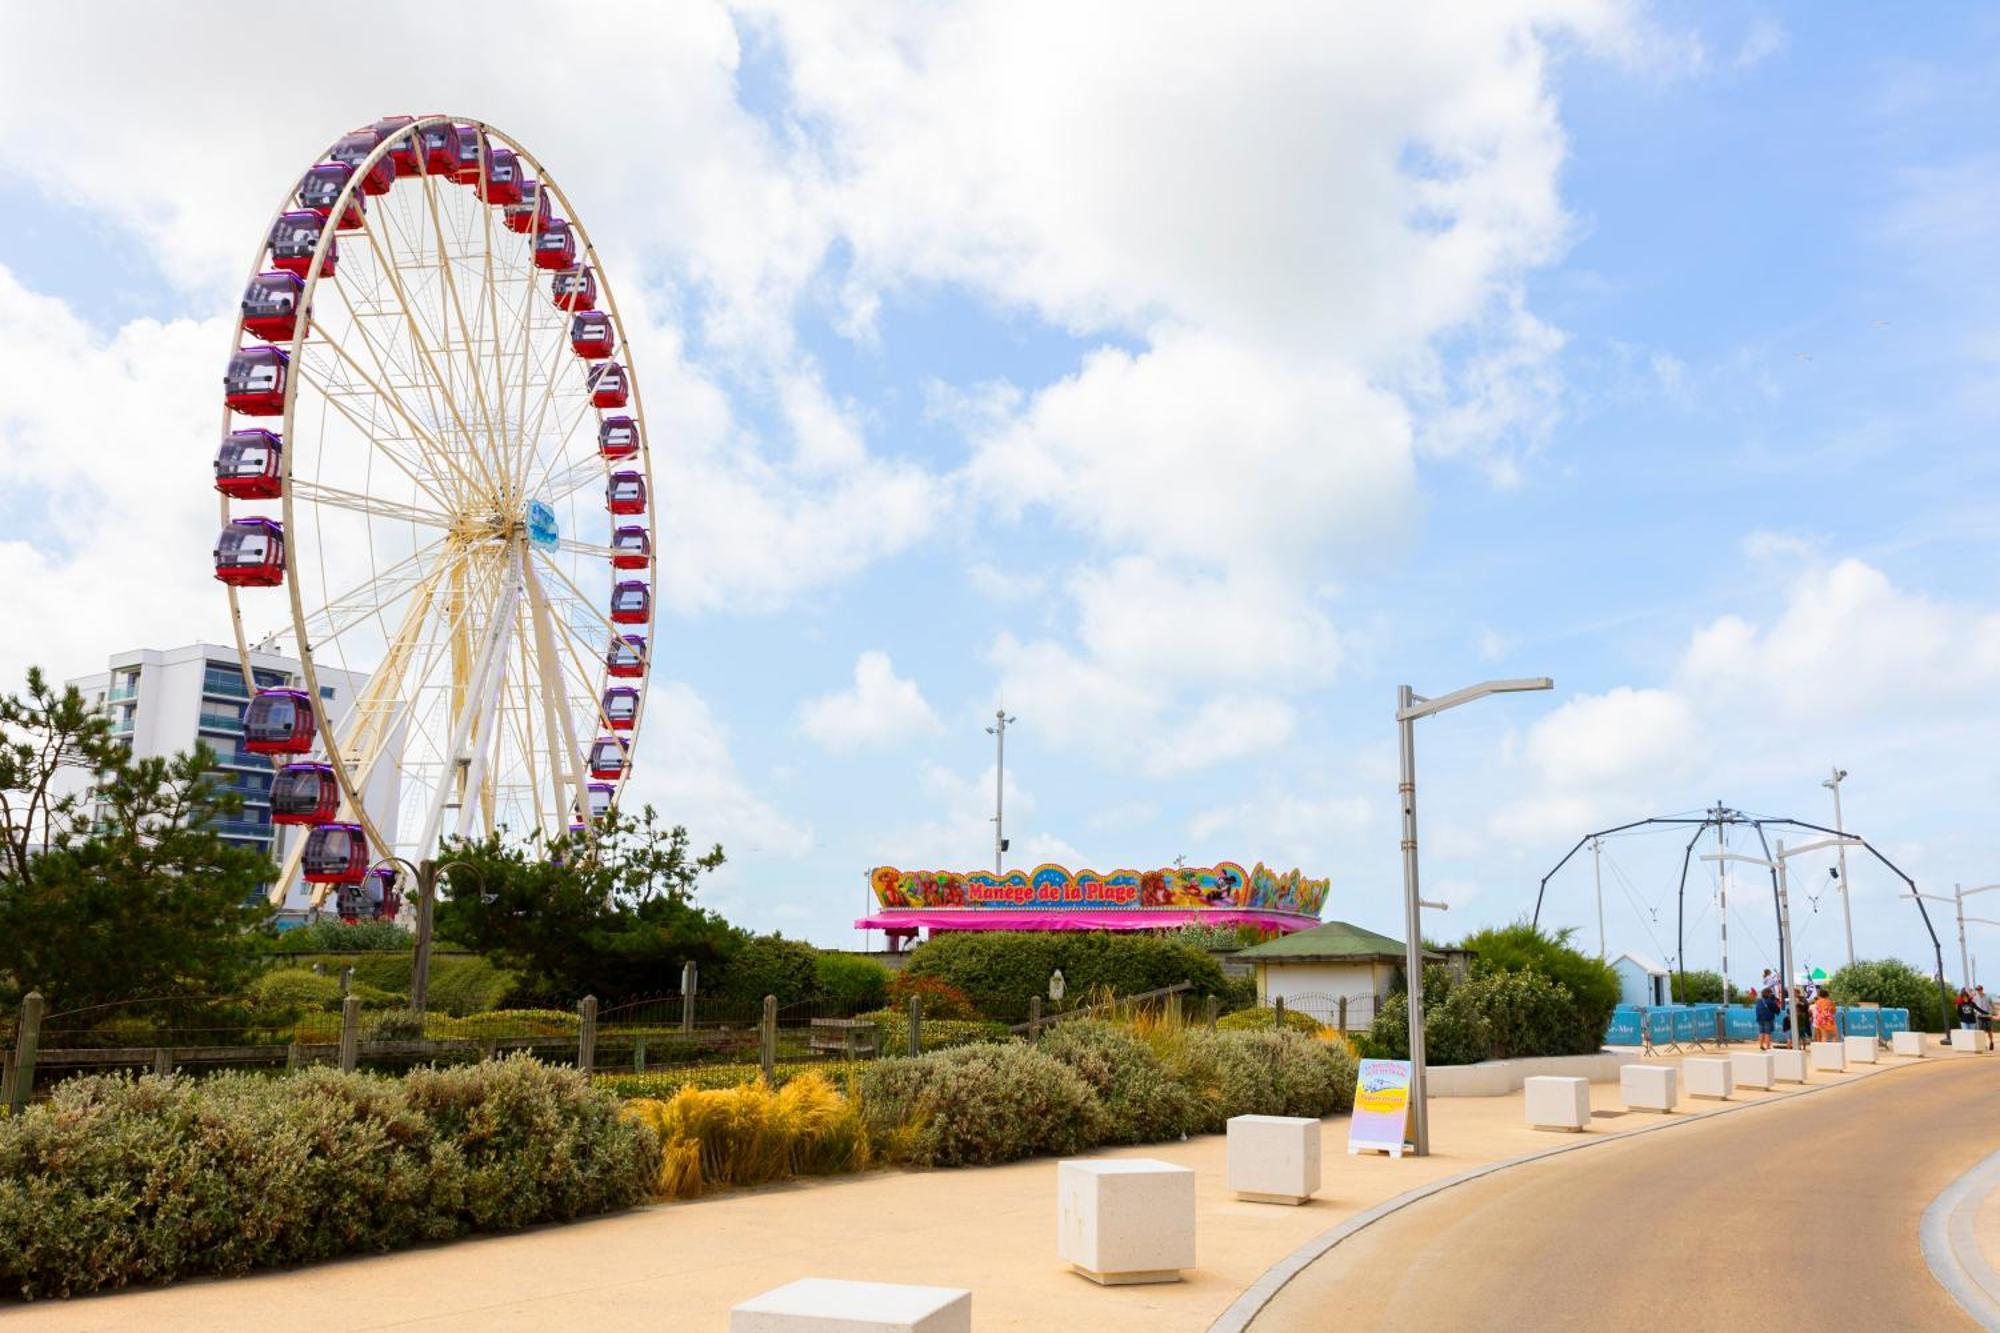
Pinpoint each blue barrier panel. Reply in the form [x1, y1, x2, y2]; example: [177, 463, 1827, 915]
[1724, 1006, 1760, 1040]
[1842, 1008, 1880, 1038]
[1671, 1008, 1700, 1042]
[1881, 1009, 1910, 1034]
[1605, 1012, 1643, 1046]
[1646, 1011, 1674, 1046]
[1688, 1004, 1721, 1038]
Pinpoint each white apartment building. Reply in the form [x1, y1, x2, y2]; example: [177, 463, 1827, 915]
[67, 642, 390, 913]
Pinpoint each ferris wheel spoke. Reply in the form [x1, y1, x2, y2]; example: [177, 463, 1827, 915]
[291, 354, 462, 513]
[554, 537, 616, 560]
[291, 480, 457, 531]
[283, 535, 452, 655]
[532, 548, 628, 644]
[300, 335, 485, 505]
[523, 554, 608, 811]
[520, 385, 599, 502]
[422, 175, 507, 501]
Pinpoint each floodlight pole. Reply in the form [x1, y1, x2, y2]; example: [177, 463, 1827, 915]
[1706, 834, 1860, 1050]
[1398, 676, 1553, 1157]
[986, 710, 1016, 875]
[1825, 767, 1855, 966]
[1591, 837, 1606, 960]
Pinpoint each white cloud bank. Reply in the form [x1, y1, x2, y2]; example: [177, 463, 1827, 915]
[797, 651, 943, 752]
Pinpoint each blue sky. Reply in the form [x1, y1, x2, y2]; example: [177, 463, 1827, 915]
[2, 4, 1996, 989]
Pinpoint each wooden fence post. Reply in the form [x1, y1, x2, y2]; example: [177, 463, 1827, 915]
[1029, 995, 1042, 1040]
[907, 995, 921, 1058]
[286, 1041, 303, 1071]
[1273, 996, 1286, 1030]
[154, 1048, 172, 1076]
[760, 995, 777, 1083]
[1204, 994, 1219, 1032]
[340, 965, 354, 996]
[681, 961, 697, 1032]
[633, 1035, 648, 1074]
[339, 995, 360, 1073]
[1337, 996, 1349, 1033]
[7, 992, 43, 1113]
[577, 995, 598, 1073]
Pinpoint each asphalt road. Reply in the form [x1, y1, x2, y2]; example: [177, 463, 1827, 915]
[1252, 1056, 1999, 1332]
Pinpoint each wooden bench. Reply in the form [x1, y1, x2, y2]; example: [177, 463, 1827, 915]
[809, 1018, 880, 1057]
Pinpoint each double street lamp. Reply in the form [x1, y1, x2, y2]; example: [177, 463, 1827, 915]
[370, 855, 475, 1014]
[1398, 676, 1553, 1157]
[1701, 834, 1862, 1049]
[1913, 882, 2000, 995]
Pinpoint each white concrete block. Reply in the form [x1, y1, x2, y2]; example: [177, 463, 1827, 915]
[1523, 1075, 1591, 1131]
[1683, 1057, 1734, 1100]
[731, 1279, 971, 1333]
[1619, 1064, 1678, 1113]
[1769, 1048, 1808, 1083]
[1891, 1030, 1924, 1057]
[1226, 1115, 1321, 1204]
[1730, 1051, 1776, 1090]
[1812, 1041, 1847, 1072]
[1844, 1035, 1879, 1065]
[1057, 1158, 1195, 1285]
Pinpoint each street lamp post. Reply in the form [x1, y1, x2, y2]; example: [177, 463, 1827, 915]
[373, 855, 473, 1014]
[1704, 834, 1861, 1050]
[986, 710, 1016, 875]
[1824, 767, 1855, 966]
[1397, 676, 1554, 1157]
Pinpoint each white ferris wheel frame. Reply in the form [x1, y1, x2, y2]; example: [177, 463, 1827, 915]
[216, 115, 656, 908]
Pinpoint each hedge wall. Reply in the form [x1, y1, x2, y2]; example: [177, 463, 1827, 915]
[901, 932, 1230, 1022]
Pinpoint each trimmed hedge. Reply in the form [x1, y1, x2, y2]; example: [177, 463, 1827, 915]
[294, 953, 518, 1016]
[901, 932, 1230, 1022]
[1037, 1020, 1201, 1143]
[859, 1043, 1107, 1167]
[1216, 1006, 1328, 1035]
[884, 972, 980, 1020]
[0, 1058, 657, 1298]
[815, 953, 890, 1015]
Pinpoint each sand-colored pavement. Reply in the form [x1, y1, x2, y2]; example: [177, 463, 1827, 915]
[1253, 1047, 1999, 1333]
[8, 1046, 1968, 1331]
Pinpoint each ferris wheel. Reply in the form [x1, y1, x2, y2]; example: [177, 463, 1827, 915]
[211, 114, 654, 910]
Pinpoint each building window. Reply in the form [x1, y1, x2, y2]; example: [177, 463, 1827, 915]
[320, 686, 335, 700]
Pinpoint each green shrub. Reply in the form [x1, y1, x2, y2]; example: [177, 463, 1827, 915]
[1454, 923, 1617, 1054]
[1364, 965, 1582, 1065]
[885, 972, 981, 1020]
[1216, 1005, 1328, 1034]
[271, 921, 414, 953]
[902, 932, 1229, 1022]
[426, 1009, 581, 1039]
[1217, 972, 1259, 1014]
[0, 1058, 656, 1298]
[814, 953, 890, 1015]
[350, 983, 409, 1010]
[716, 935, 822, 1006]
[1037, 1021, 1200, 1143]
[1669, 969, 1726, 1004]
[859, 1043, 1107, 1167]
[1154, 1028, 1355, 1131]
[248, 968, 344, 1014]
[330, 954, 519, 1016]
[1829, 958, 1951, 1033]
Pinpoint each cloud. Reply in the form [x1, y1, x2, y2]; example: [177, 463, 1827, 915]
[631, 680, 812, 859]
[876, 760, 1081, 870]
[797, 651, 944, 752]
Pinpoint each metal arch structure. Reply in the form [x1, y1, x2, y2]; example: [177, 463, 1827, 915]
[214, 114, 655, 909]
[1532, 803, 1952, 1026]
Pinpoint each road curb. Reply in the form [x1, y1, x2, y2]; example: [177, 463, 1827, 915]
[1922, 1144, 2000, 1330]
[1208, 1051, 1936, 1333]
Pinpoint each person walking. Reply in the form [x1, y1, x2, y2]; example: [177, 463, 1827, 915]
[1811, 988, 1838, 1044]
[1755, 969, 1780, 1052]
[1976, 987, 1995, 1053]
[1956, 988, 1979, 1049]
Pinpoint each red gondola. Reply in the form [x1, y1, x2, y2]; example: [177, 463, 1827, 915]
[588, 783, 615, 819]
[327, 131, 395, 195]
[534, 218, 576, 271]
[504, 179, 548, 235]
[451, 125, 489, 184]
[214, 429, 283, 499]
[225, 346, 290, 416]
[373, 115, 420, 175]
[588, 736, 629, 780]
[213, 517, 285, 586]
[610, 525, 650, 569]
[602, 685, 640, 729]
[302, 822, 368, 885]
[586, 361, 628, 409]
[271, 761, 339, 825]
[477, 147, 522, 205]
[570, 309, 614, 359]
[241, 271, 307, 343]
[607, 470, 646, 515]
[552, 266, 596, 310]
[365, 865, 401, 920]
[420, 121, 457, 176]
[610, 580, 651, 625]
[606, 635, 647, 678]
[244, 688, 316, 754]
[599, 415, 639, 460]
[268, 210, 335, 278]
[296, 162, 365, 230]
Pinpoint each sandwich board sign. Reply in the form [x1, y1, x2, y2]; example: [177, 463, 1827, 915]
[1348, 1058, 1413, 1158]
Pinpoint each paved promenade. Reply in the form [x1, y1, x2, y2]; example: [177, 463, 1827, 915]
[1253, 1049, 1998, 1331]
[9, 1045, 1972, 1330]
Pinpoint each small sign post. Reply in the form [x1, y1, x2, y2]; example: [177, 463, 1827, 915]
[1347, 1057, 1414, 1159]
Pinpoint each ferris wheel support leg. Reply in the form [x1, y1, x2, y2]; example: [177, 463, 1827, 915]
[415, 564, 523, 859]
[452, 565, 519, 842]
[522, 553, 595, 839]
